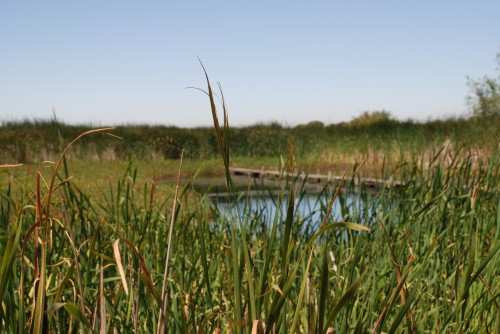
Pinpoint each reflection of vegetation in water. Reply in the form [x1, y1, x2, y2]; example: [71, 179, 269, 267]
[215, 188, 363, 238]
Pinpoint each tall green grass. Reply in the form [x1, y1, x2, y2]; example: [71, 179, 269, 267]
[0, 77, 499, 332]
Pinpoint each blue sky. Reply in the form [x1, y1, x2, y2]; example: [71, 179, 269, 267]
[1, 1, 499, 127]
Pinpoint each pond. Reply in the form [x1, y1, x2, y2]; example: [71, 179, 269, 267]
[216, 191, 364, 228]
[191, 175, 376, 234]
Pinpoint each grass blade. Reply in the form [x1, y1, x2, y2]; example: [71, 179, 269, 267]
[290, 250, 314, 333]
[388, 281, 420, 334]
[157, 150, 184, 333]
[113, 239, 129, 296]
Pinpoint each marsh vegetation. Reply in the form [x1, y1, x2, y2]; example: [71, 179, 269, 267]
[0, 75, 499, 333]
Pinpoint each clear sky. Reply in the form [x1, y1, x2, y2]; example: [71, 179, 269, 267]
[1, 1, 499, 127]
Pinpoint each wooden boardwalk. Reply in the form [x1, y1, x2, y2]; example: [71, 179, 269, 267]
[229, 167, 404, 189]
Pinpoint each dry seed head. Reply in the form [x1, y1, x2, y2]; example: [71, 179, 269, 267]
[408, 244, 415, 263]
[184, 293, 189, 318]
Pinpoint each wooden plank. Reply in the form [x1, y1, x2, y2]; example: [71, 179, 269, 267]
[228, 167, 405, 188]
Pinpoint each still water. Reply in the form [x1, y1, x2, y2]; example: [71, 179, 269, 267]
[212, 190, 371, 236]
[192, 176, 378, 234]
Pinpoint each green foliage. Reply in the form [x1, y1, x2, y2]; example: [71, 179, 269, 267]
[346, 110, 393, 128]
[467, 50, 500, 116]
[1, 115, 499, 167]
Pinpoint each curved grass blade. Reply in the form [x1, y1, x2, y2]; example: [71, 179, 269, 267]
[63, 302, 95, 333]
[305, 222, 371, 251]
[113, 239, 129, 296]
[325, 266, 367, 329]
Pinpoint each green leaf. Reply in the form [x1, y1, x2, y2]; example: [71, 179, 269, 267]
[64, 302, 94, 331]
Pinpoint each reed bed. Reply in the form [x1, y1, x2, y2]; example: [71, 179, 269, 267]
[0, 77, 499, 333]
[2, 112, 499, 169]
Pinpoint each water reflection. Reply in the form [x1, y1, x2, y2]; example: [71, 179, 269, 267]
[191, 175, 378, 237]
[218, 191, 358, 223]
